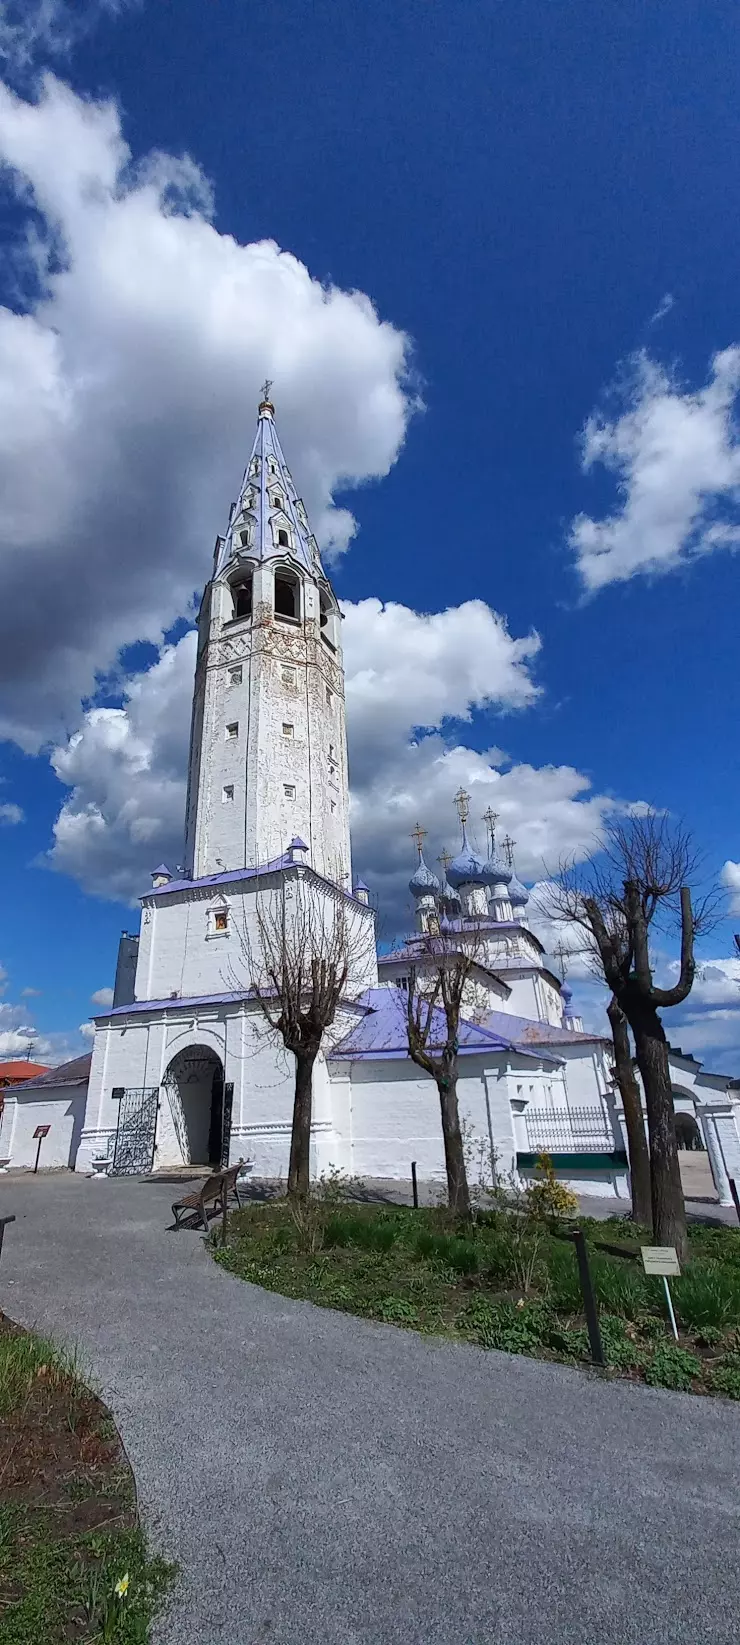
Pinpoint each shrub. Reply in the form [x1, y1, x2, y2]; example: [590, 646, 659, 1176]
[377, 1296, 420, 1325]
[525, 1155, 578, 1223]
[645, 1346, 701, 1392]
[710, 1355, 740, 1400]
[459, 1297, 552, 1354]
[545, 1243, 584, 1313]
[673, 1266, 740, 1331]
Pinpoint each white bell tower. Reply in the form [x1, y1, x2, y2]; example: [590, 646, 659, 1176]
[184, 389, 352, 887]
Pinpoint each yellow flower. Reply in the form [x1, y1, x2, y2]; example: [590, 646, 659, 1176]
[114, 1573, 130, 1599]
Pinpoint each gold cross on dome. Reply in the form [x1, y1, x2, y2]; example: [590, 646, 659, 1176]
[553, 940, 570, 979]
[453, 788, 470, 824]
[411, 821, 427, 855]
[438, 849, 453, 872]
[260, 378, 273, 402]
[502, 833, 515, 866]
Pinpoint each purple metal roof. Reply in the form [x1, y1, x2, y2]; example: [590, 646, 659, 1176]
[481, 1007, 607, 1048]
[13, 1053, 93, 1089]
[145, 855, 369, 908]
[328, 988, 521, 1062]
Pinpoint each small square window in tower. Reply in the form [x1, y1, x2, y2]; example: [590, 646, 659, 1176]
[228, 666, 242, 686]
[226, 722, 238, 739]
[328, 743, 335, 762]
[277, 528, 289, 548]
[222, 784, 234, 802]
[325, 687, 332, 707]
[272, 494, 282, 509]
[214, 908, 228, 932]
[282, 722, 294, 738]
[284, 783, 296, 799]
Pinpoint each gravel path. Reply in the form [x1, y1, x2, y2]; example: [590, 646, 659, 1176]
[2, 1172, 739, 1645]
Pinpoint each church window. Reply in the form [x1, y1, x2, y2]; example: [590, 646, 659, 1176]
[273, 494, 282, 509]
[282, 722, 294, 738]
[222, 784, 234, 802]
[226, 722, 238, 739]
[275, 571, 299, 621]
[229, 666, 242, 686]
[326, 687, 332, 707]
[284, 783, 296, 799]
[239, 529, 250, 548]
[214, 909, 228, 932]
[277, 528, 289, 548]
[282, 665, 296, 686]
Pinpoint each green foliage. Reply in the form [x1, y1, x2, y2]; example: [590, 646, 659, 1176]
[0, 1329, 85, 1419]
[709, 1354, 740, 1399]
[590, 1254, 653, 1321]
[377, 1297, 420, 1325]
[673, 1266, 740, 1330]
[459, 1296, 552, 1354]
[645, 1346, 701, 1391]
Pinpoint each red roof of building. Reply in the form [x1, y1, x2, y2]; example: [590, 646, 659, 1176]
[0, 1060, 51, 1086]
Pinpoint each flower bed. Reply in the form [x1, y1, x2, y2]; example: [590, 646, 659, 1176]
[213, 1199, 740, 1397]
[0, 1315, 173, 1642]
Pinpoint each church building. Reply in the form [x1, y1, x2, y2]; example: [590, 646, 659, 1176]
[6, 393, 740, 1204]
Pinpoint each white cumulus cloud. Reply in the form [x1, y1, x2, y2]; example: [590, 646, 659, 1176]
[0, 802, 23, 824]
[90, 986, 114, 1008]
[721, 860, 740, 916]
[46, 599, 615, 925]
[570, 348, 740, 592]
[0, 75, 414, 751]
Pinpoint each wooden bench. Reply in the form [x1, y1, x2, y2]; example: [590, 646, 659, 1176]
[172, 1159, 248, 1231]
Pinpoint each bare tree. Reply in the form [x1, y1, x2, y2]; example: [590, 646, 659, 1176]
[546, 814, 715, 1260]
[403, 931, 488, 1217]
[236, 868, 376, 1198]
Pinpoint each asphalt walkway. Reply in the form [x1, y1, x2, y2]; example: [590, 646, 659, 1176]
[2, 1173, 739, 1645]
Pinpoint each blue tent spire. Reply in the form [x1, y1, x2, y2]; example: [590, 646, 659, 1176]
[216, 390, 323, 580]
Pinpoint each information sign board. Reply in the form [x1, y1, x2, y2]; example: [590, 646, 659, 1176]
[641, 1246, 680, 1277]
[33, 1125, 51, 1139]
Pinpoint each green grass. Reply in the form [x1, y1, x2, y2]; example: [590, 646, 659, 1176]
[0, 1320, 174, 1642]
[213, 1201, 740, 1398]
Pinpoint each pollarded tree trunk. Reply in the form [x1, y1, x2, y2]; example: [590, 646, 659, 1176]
[287, 1048, 318, 1199]
[437, 1070, 471, 1218]
[629, 1002, 687, 1263]
[607, 995, 652, 1227]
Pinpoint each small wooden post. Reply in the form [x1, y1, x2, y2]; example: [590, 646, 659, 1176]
[571, 1228, 605, 1366]
[34, 1135, 43, 1174]
[411, 1160, 419, 1209]
[221, 1192, 228, 1249]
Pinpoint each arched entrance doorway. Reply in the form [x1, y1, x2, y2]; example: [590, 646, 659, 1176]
[161, 1046, 230, 1168]
[675, 1112, 704, 1151]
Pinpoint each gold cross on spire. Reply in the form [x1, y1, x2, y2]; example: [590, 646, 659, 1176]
[553, 940, 570, 980]
[453, 788, 470, 824]
[260, 378, 273, 403]
[502, 833, 515, 867]
[437, 849, 452, 872]
[411, 821, 427, 857]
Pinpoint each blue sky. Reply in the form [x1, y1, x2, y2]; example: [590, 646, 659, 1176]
[1, 0, 740, 1066]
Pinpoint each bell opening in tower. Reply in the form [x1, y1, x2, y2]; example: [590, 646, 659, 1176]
[230, 574, 252, 621]
[275, 570, 300, 622]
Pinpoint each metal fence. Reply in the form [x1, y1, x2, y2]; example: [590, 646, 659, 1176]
[525, 1106, 615, 1154]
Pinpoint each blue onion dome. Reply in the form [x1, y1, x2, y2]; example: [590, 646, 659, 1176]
[446, 827, 488, 889]
[409, 852, 440, 899]
[508, 870, 529, 907]
[481, 843, 513, 888]
[561, 981, 573, 1009]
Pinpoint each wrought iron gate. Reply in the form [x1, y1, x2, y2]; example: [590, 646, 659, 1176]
[221, 1082, 234, 1168]
[110, 1087, 160, 1176]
